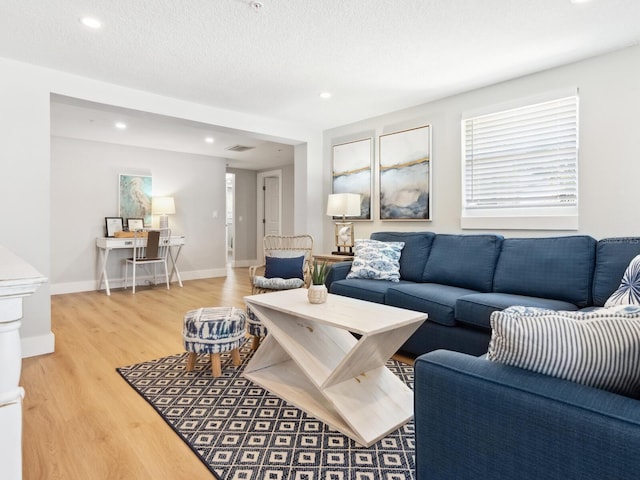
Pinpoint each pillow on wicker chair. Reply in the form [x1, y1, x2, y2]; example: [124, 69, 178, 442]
[253, 276, 304, 290]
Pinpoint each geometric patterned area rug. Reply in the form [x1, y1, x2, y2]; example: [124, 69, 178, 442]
[117, 340, 416, 480]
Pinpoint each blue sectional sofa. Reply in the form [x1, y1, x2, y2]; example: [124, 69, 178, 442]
[414, 349, 640, 479]
[326, 232, 640, 357]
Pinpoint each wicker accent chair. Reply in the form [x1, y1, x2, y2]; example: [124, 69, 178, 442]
[249, 234, 314, 294]
[247, 234, 314, 349]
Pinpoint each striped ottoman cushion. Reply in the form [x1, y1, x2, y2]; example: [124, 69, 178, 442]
[246, 306, 268, 338]
[183, 307, 246, 354]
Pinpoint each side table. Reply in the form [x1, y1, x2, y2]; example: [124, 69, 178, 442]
[313, 253, 354, 266]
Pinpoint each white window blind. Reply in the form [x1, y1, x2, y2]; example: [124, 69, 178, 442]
[463, 95, 578, 215]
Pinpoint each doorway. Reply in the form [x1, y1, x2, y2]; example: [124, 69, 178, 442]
[226, 173, 235, 267]
[256, 169, 282, 261]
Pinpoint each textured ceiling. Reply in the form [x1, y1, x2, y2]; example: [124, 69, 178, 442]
[3, 0, 640, 167]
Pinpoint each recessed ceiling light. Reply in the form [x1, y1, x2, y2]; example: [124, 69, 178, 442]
[319, 92, 332, 99]
[205, 137, 215, 144]
[80, 16, 102, 29]
[115, 122, 127, 130]
[570, 0, 590, 4]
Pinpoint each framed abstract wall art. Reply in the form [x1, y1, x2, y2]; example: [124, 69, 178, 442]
[331, 138, 373, 221]
[379, 125, 431, 220]
[119, 174, 152, 226]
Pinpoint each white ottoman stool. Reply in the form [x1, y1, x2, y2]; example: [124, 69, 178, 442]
[183, 307, 247, 377]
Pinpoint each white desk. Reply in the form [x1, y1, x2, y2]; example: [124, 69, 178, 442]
[96, 236, 185, 296]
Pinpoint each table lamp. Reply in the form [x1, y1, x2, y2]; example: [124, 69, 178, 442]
[326, 193, 361, 255]
[152, 196, 175, 231]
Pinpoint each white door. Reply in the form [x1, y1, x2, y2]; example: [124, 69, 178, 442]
[264, 176, 280, 236]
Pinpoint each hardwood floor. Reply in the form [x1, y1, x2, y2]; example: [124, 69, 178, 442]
[22, 268, 252, 480]
[21, 268, 414, 479]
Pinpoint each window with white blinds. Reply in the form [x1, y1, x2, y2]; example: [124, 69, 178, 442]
[461, 93, 579, 230]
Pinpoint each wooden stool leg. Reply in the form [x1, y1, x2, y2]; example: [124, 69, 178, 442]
[186, 352, 197, 371]
[210, 353, 222, 377]
[231, 348, 241, 366]
[251, 335, 261, 351]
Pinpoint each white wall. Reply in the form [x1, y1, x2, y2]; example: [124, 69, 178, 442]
[0, 56, 320, 358]
[322, 44, 640, 251]
[50, 137, 228, 293]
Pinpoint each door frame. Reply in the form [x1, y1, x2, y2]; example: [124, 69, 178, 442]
[256, 169, 282, 261]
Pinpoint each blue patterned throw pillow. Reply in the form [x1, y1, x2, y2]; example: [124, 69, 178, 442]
[605, 255, 640, 307]
[347, 239, 404, 282]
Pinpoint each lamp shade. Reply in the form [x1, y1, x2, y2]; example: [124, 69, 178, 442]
[152, 196, 176, 215]
[326, 193, 361, 217]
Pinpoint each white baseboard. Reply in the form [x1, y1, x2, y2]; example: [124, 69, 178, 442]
[233, 259, 259, 268]
[51, 268, 230, 295]
[21, 331, 55, 358]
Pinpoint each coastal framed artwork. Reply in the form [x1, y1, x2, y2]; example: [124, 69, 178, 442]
[331, 138, 373, 221]
[379, 125, 431, 220]
[118, 174, 152, 226]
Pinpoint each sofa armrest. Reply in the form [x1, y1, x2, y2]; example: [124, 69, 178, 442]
[325, 261, 352, 288]
[414, 350, 640, 480]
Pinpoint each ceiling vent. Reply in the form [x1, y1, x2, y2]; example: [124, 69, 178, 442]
[225, 144, 255, 152]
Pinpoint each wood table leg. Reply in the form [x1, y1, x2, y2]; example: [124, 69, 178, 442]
[231, 348, 241, 366]
[251, 336, 260, 351]
[185, 352, 197, 371]
[210, 353, 222, 377]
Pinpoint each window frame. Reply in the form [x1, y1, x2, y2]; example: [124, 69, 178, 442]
[460, 88, 579, 231]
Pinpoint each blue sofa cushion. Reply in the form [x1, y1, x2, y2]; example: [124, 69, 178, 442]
[330, 278, 414, 304]
[455, 292, 579, 330]
[488, 305, 640, 398]
[371, 231, 435, 282]
[422, 234, 503, 292]
[493, 235, 596, 307]
[386, 283, 479, 327]
[593, 237, 640, 306]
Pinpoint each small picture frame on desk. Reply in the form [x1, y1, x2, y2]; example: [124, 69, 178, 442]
[105, 217, 124, 237]
[126, 218, 144, 233]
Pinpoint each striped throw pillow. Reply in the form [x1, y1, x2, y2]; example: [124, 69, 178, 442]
[488, 305, 640, 397]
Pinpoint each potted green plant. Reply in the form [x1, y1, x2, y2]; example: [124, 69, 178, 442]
[308, 259, 329, 304]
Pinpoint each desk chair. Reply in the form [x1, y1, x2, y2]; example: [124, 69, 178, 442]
[124, 228, 171, 294]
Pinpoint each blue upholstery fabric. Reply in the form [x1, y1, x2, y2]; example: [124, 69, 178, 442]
[183, 307, 246, 354]
[264, 255, 304, 279]
[324, 261, 352, 286]
[414, 350, 640, 480]
[493, 236, 596, 307]
[593, 237, 640, 306]
[400, 321, 490, 357]
[330, 278, 414, 304]
[386, 283, 479, 326]
[422, 234, 503, 291]
[455, 292, 578, 329]
[371, 231, 435, 282]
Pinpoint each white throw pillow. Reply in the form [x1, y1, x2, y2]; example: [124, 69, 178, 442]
[605, 254, 640, 307]
[347, 239, 404, 282]
[488, 305, 640, 397]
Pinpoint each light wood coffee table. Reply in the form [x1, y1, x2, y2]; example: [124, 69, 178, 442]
[243, 288, 427, 447]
